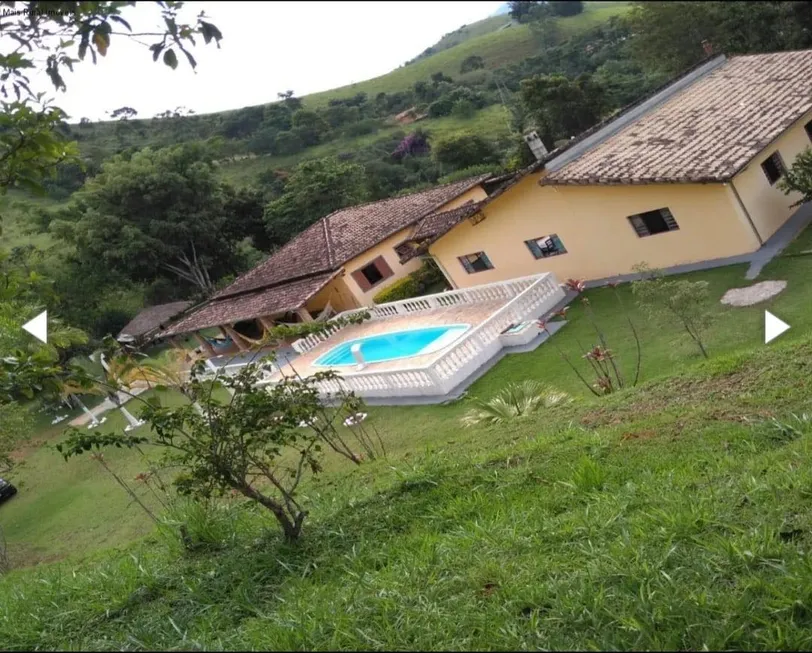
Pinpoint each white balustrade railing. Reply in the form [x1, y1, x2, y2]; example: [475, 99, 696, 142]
[291, 273, 548, 355]
[333, 273, 545, 323]
[296, 272, 565, 399]
[291, 322, 345, 355]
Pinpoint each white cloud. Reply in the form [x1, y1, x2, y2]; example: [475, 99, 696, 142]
[26, 0, 503, 122]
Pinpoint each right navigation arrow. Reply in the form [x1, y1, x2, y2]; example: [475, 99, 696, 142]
[764, 310, 790, 344]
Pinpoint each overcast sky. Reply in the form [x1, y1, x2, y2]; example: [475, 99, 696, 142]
[33, 1, 504, 122]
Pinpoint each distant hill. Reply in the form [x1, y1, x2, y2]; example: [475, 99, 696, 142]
[404, 15, 517, 66]
[491, 3, 512, 17]
[44, 2, 631, 200]
[297, 2, 630, 108]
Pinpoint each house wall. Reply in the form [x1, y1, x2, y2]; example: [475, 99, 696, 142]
[731, 108, 812, 242]
[304, 274, 359, 316]
[340, 184, 490, 305]
[343, 227, 424, 305]
[429, 173, 761, 288]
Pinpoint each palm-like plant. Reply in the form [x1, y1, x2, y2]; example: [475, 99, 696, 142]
[461, 380, 572, 426]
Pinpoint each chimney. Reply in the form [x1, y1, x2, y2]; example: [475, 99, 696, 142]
[523, 130, 549, 161]
[701, 39, 714, 57]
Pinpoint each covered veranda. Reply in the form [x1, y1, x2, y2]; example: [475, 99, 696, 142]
[154, 270, 355, 361]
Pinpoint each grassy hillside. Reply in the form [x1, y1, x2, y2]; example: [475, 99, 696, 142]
[216, 104, 515, 187]
[303, 2, 630, 108]
[62, 1, 630, 178]
[0, 192, 58, 250]
[406, 15, 517, 64]
[2, 240, 812, 647]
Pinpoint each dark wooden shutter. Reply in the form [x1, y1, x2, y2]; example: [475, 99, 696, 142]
[552, 234, 567, 254]
[661, 208, 679, 231]
[525, 239, 543, 259]
[374, 255, 394, 280]
[628, 214, 650, 238]
[774, 153, 787, 176]
[459, 256, 475, 273]
[480, 252, 494, 270]
[351, 268, 372, 291]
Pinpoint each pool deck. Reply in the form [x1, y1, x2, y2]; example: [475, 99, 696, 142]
[271, 298, 508, 381]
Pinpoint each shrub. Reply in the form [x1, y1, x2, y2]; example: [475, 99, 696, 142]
[428, 96, 454, 118]
[273, 130, 303, 155]
[373, 262, 446, 304]
[373, 275, 421, 304]
[460, 55, 485, 74]
[461, 381, 572, 426]
[343, 118, 380, 138]
[433, 132, 500, 171]
[632, 264, 714, 359]
[437, 163, 503, 185]
[451, 98, 476, 119]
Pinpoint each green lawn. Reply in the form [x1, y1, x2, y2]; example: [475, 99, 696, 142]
[2, 224, 812, 648]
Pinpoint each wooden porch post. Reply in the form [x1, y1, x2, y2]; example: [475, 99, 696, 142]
[192, 331, 217, 357]
[258, 316, 276, 333]
[296, 307, 314, 323]
[222, 325, 250, 352]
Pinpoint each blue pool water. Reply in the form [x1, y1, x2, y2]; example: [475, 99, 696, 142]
[314, 324, 470, 367]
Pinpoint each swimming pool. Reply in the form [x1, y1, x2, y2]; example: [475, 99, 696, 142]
[313, 324, 470, 367]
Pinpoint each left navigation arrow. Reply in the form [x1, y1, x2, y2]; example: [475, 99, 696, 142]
[22, 310, 47, 344]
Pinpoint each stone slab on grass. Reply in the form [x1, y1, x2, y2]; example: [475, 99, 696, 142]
[720, 280, 787, 307]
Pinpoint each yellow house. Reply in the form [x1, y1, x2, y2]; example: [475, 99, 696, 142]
[400, 50, 812, 289]
[157, 174, 494, 352]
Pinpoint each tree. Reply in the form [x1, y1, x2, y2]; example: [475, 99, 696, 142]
[548, 1, 584, 17]
[0, 2, 222, 195]
[291, 109, 330, 147]
[0, 253, 89, 474]
[58, 333, 384, 541]
[460, 55, 485, 74]
[432, 133, 500, 172]
[51, 142, 265, 295]
[109, 107, 138, 121]
[509, 1, 545, 23]
[520, 74, 606, 144]
[219, 105, 265, 139]
[629, 2, 812, 75]
[779, 148, 812, 207]
[392, 131, 431, 161]
[632, 264, 713, 359]
[264, 157, 368, 247]
[452, 98, 476, 119]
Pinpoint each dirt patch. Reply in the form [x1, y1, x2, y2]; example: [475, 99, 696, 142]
[620, 429, 657, 442]
[9, 438, 47, 462]
[720, 280, 787, 306]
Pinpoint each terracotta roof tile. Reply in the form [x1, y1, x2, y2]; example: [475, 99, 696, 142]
[116, 301, 192, 340]
[412, 201, 486, 241]
[398, 161, 546, 262]
[544, 50, 812, 185]
[159, 272, 337, 337]
[213, 174, 492, 299]
[161, 175, 493, 335]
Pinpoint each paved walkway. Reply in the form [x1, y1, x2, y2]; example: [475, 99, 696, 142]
[68, 385, 150, 427]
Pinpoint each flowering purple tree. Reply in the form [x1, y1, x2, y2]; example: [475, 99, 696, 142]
[392, 131, 430, 161]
